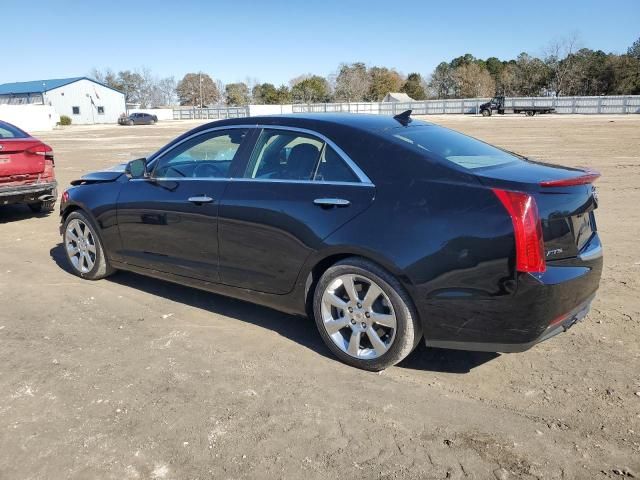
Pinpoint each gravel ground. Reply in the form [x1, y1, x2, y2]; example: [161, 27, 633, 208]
[0, 115, 638, 480]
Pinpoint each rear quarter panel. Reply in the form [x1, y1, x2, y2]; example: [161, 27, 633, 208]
[314, 166, 516, 341]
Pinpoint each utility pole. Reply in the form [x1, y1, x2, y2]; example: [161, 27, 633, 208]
[199, 73, 203, 109]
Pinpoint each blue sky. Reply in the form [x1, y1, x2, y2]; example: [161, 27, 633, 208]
[3, 0, 638, 85]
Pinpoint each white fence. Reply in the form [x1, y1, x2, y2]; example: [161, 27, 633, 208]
[294, 95, 640, 115]
[0, 104, 59, 131]
[172, 106, 249, 120]
[171, 95, 640, 120]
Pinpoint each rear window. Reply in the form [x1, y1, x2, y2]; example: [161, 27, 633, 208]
[0, 122, 28, 139]
[391, 125, 519, 169]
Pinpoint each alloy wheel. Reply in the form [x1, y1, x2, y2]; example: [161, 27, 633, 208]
[320, 274, 397, 359]
[65, 218, 97, 274]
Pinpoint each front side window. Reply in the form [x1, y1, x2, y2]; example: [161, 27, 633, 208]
[153, 129, 248, 179]
[244, 129, 358, 182]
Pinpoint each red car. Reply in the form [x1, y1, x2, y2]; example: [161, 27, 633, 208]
[0, 120, 56, 213]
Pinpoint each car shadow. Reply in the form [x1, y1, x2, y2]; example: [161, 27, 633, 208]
[49, 242, 498, 374]
[0, 204, 51, 224]
[398, 344, 499, 373]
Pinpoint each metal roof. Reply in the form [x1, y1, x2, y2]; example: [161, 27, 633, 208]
[0, 77, 123, 95]
[383, 92, 416, 102]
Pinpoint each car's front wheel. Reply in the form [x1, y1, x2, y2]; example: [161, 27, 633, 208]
[63, 211, 114, 280]
[313, 258, 422, 371]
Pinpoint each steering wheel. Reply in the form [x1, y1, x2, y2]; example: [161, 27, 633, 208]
[193, 162, 224, 178]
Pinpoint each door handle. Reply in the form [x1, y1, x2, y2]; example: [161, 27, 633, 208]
[313, 198, 350, 208]
[188, 195, 213, 204]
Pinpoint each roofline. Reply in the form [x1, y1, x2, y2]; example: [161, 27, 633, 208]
[0, 76, 124, 96]
[45, 77, 125, 95]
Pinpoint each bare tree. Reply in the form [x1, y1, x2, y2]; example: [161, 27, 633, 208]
[544, 34, 580, 96]
[427, 62, 456, 98]
[89, 67, 122, 91]
[155, 77, 178, 106]
[288, 74, 312, 88]
[136, 67, 157, 108]
[498, 64, 519, 96]
[215, 79, 225, 105]
[244, 76, 260, 102]
[333, 62, 370, 102]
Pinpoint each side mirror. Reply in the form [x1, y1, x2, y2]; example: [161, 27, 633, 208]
[125, 158, 148, 179]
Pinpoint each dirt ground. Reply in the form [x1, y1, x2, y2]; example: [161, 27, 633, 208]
[0, 115, 639, 480]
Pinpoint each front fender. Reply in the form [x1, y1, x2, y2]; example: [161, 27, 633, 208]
[59, 180, 124, 260]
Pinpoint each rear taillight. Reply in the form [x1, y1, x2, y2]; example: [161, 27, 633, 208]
[26, 143, 54, 163]
[492, 189, 546, 273]
[540, 169, 600, 187]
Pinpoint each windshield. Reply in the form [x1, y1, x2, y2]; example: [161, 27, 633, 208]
[391, 125, 519, 170]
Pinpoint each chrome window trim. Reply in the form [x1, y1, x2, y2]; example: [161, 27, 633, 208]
[231, 178, 374, 187]
[130, 177, 373, 187]
[146, 124, 374, 186]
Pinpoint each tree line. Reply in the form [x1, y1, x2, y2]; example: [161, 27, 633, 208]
[90, 36, 640, 107]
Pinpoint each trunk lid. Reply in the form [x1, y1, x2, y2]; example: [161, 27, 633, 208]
[474, 159, 599, 261]
[0, 139, 46, 179]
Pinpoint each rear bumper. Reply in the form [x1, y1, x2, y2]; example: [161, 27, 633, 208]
[425, 294, 593, 352]
[0, 181, 57, 205]
[419, 233, 603, 353]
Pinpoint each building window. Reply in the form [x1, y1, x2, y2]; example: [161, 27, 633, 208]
[72, 106, 80, 115]
[97, 106, 105, 115]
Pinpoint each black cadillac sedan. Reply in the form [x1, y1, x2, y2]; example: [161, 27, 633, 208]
[59, 113, 602, 370]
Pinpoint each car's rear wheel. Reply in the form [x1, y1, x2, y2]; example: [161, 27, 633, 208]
[313, 258, 422, 371]
[63, 211, 114, 280]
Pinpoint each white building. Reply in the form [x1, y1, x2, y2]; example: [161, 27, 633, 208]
[0, 77, 125, 125]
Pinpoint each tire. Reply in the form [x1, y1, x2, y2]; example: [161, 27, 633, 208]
[128, 120, 134, 126]
[526, 110, 535, 117]
[481, 109, 491, 117]
[62, 210, 115, 280]
[312, 257, 422, 371]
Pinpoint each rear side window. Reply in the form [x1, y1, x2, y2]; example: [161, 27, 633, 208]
[244, 129, 358, 182]
[0, 122, 28, 138]
[391, 125, 519, 169]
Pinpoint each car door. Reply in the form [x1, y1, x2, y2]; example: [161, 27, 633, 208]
[115, 127, 252, 282]
[218, 127, 375, 294]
